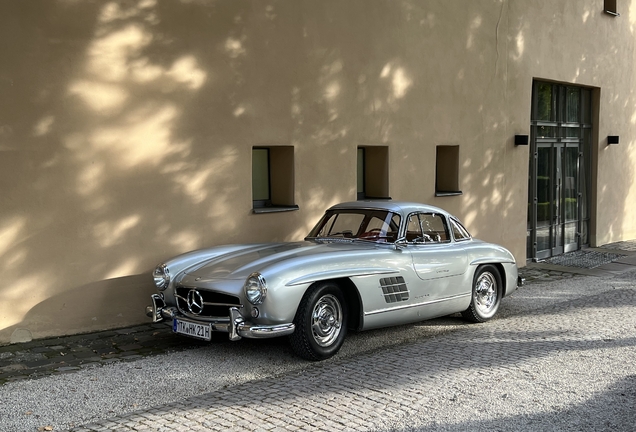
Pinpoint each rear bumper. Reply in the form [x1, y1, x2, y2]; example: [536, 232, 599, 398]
[145, 294, 295, 341]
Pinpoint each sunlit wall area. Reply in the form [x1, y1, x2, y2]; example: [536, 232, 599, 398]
[1, 0, 636, 344]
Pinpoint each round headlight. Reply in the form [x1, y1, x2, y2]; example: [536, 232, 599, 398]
[153, 264, 170, 291]
[244, 272, 267, 305]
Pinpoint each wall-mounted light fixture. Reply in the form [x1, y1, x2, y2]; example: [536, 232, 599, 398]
[514, 135, 529, 146]
[608, 135, 620, 145]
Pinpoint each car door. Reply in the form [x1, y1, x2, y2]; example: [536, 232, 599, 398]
[405, 212, 468, 302]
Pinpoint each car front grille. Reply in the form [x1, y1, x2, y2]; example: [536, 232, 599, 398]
[380, 277, 409, 303]
[175, 286, 242, 318]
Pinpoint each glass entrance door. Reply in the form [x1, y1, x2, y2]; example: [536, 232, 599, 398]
[535, 143, 580, 259]
[527, 81, 592, 261]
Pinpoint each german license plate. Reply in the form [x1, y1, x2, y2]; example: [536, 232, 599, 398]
[173, 318, 211, 341]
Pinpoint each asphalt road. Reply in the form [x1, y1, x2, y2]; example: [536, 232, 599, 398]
[1, 266, 635, 432]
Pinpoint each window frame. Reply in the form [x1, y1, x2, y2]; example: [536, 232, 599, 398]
[251, 146, 299, 214]
[357, 145, 391, 200]
[435, 145, 462, 197]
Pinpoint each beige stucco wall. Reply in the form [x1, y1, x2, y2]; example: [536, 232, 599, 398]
[1, 0, 636, 344]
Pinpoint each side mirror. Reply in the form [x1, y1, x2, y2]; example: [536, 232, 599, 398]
[394, 237, 407, 250]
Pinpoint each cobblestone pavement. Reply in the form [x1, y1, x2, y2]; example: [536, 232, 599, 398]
[66, 272, 636, 432]
[0, 323, 206, 386]
[2, 240, 636, 431]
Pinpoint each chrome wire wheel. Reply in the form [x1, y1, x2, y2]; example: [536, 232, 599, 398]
[474, 271, 498, 315]
[311, 294, 343, 347]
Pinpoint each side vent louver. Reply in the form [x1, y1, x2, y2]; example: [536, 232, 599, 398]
[380, 277, 409, 303]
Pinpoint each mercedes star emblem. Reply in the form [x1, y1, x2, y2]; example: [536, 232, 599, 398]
[186, 289, 204, 315]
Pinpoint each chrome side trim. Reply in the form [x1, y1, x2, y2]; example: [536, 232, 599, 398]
[469, 257, 515, 266]
[364, 293, 471, 316]
[287, 268, 399, 286]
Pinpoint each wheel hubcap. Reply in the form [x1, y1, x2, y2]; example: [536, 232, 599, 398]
[474, 272, 497, 314]
[311, 294, 342, 347]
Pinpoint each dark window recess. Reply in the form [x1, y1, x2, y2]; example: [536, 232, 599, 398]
[604, 0, 619, 16]
[435, 145, 462, 196]
[357, 146, 391, 200]
[252, 146, 299, 213]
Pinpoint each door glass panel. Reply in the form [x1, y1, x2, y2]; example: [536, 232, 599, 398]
[566, 87, 580, 123]
[536, 126, 557, 138]
[564, 146, 578, 222]
[536, 147, 551, 253]
[537, 147, 551, 228]
[554, 146, 562, 252]
[554, 223, 562, 249]
[564, 127, 580, 138]
[536, 83, 554, 121]
[565, 222, 577, 246]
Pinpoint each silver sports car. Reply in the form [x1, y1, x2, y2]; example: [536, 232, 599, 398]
[146, 201, 521, 360]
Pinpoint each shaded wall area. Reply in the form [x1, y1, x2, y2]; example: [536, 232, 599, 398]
[1, 0, 636, 343]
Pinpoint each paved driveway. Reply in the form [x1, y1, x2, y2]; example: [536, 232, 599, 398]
[1, 264, 635, 432]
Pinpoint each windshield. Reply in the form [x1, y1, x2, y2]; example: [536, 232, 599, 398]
[306, 209, 402, 243]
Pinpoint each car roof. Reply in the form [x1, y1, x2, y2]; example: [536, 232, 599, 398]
[329, 200, 451, 217]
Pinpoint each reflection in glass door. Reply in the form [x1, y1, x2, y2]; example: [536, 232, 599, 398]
[527, 82, 592, 261]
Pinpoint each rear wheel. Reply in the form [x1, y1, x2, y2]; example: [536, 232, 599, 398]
[289, 281, 347, 361]
[462, 264, 502, 323]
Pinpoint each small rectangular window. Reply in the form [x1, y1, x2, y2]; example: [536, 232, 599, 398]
[357, 146, 390, 200]
[604, 0, 619, 16]
[435, 145, 462, 196]
[252, 146, 298, 213]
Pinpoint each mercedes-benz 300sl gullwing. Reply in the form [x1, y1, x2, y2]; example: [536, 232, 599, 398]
[146, 201, 521, 360]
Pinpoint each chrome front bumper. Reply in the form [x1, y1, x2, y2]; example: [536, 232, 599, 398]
[145, 294, 295, 341]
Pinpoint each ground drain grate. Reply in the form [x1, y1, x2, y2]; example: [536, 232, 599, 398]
[542, 250, 626, 269]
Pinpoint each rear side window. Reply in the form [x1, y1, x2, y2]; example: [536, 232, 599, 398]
[450, 218, 471, 241]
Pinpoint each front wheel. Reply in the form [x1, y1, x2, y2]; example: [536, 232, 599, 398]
[462, 264, 502, 323]
[289, 282, 348, 361]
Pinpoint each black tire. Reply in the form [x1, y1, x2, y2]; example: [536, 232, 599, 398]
[461, 264, 502, 323]
[289, 281, 348, 361]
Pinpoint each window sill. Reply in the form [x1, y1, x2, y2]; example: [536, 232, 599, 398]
[252, 205, 299, 214]
[435, 191, 463, 197]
